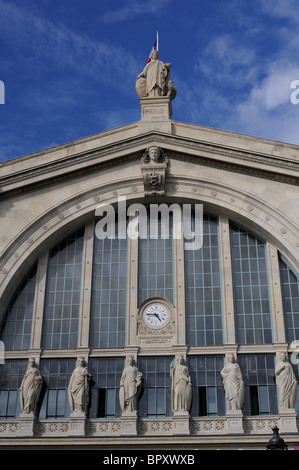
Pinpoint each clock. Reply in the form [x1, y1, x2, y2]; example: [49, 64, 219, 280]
[143, 302, 170, 328]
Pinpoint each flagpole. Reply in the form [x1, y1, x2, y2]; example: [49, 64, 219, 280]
[157, 29, 159, 52]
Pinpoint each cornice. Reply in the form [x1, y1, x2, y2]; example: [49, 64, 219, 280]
[0, 131, 298, 200]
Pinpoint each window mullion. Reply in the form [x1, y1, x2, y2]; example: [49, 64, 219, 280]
[266, 242, 286, 343]
[30, 252, 48, 350]
[218, 216, 235, 344]
[78, 221, 95, 348]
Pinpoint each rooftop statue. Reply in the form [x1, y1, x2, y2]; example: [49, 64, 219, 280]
[136, 50, 177, 100]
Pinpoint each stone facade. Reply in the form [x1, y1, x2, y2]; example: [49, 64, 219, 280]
[0, 93, 298, 450]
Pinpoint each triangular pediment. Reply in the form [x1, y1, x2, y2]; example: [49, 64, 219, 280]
[0, 119, 298, 199]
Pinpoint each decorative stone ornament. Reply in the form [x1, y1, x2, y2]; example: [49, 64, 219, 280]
[141, 146, 169, 196]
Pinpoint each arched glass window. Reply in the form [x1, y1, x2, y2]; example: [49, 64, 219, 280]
[42, 228, 84, 349]
[279, 255, 299, 343]
[185, 215, 222, 346]
[230, 224, 272, 344]
[0, 263, 37, 350]
[90, 221, 128, 348]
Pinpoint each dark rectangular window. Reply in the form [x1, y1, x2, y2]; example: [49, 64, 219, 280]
[198, 387, 207, 416]
[249, 385, 259, 415]
[96, 388, 106, 418]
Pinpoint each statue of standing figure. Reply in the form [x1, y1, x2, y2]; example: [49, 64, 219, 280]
[19, 357, 43, 416]
[170, 355, 192, 413]
[136, 50, 176, 100]
[119, 356, 142, 414]
[275, 352, 297, 411]
[68, 357, 91, 415]
[221, 353, 244, 413]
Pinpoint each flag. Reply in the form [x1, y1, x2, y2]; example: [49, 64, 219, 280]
[145, 31, 159, 64]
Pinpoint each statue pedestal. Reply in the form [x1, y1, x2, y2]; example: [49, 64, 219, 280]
[226, 410, 244, 434]
[17, 412, 36, 437]
[68, 412, 86, 437]
[120, 411, 138, 436]
[138, 97, 172, 134]
[278, 408, 298, 433]
[173, 411, 190, 435]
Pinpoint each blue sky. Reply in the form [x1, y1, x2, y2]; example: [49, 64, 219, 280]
[1, 0, 299, 162]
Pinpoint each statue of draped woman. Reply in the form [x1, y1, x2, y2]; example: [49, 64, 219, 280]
[119, 356, 142, 414]
[275, 352, 297, 410]
[68, 357, 91, 415]
[221, 353, 244, 412]
[170, 355, 192, 414]
[19, 357, 43, 416]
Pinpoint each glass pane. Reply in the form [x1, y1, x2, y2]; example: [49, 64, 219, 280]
[138, 211, 174, 306]
[230, 224, 272, 345]
[240, 354, 277, 416]
[0, 264, 37, 350]
[106, 389, 116, 417]
[138, 356, 172, 418]
[188, 355, 225, 417]
[90, 220, 128, 348]
[148, 389, 156, 416]
[42, 229, 84, 349]
[89, 358, 124, 418]
[279, 255, 299, 343]
[185, 215, 223, 346]
[207, 387, 217, 415]
[157, 388, 166, 415]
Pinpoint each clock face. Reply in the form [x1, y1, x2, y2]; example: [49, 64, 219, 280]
[143, 303, 170, 328]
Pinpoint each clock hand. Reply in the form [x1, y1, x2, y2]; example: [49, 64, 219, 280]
[154, 313, 162, 322]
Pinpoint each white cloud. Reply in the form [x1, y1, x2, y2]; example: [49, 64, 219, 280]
[234, 61, 299, 143]
[0, 0, 140, 91]
[196, 34, 258, 85]
[102, 0, 173, 23]
[260, 0, 299, 21]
